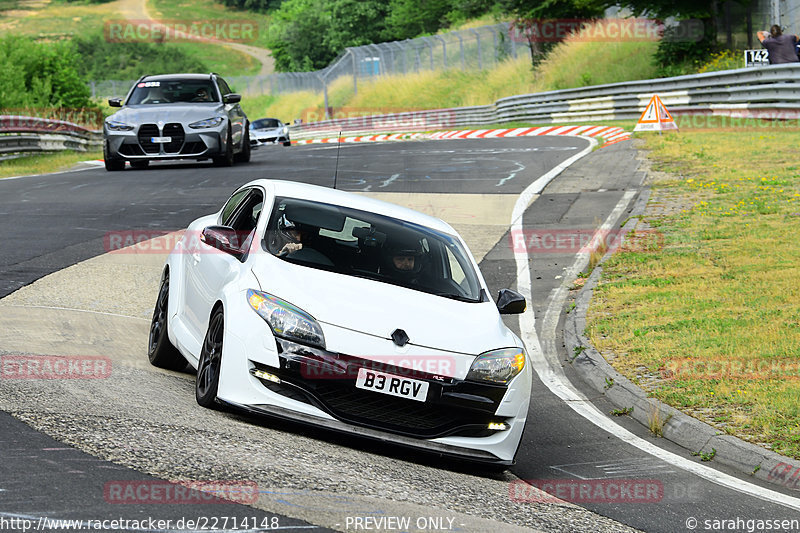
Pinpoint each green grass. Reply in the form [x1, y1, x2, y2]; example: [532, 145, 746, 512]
[0, 0, 264, 76]
[587, 128, 800, 459]
[0, 0, 121, 38]
[0, 150, 102, 179]
[149, 0, 271, 50]
[169, 41, 259, 77]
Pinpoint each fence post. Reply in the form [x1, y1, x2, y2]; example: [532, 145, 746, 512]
[434, 35, 447, 68]
[470, 29, 482, 70]
[350, 49, 358, 95]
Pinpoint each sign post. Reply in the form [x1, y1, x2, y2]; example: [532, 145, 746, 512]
[634, 95, 678, 133]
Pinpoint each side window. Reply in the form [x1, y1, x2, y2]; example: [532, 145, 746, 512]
[445, 246, 466, 285]
[220, 189, 250, 226]
[227, 189, 264, 234]
[217, 78, 232, 97]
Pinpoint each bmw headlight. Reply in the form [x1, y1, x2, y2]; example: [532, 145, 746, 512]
[466, 348, 526, 384]
[105, 120, 134, 131]
[189, 117, 225, 129]
[247, 289, 325, 349]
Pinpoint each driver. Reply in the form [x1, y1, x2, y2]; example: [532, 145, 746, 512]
[275, 214, 312, 256]
[192, 88, 212, 102]
[384, 240, 427, 285]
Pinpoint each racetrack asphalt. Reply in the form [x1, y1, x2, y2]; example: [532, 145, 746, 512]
[1, 137, 799, 532]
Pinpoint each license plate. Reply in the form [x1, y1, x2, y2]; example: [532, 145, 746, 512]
[150, 136, 171, 143]
[355, 368, 429, 402]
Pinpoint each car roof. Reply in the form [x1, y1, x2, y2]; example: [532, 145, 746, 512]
[141, 73, 215, 81]
[245, 179, 457, 236]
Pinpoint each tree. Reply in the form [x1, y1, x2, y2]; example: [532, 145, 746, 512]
[499, 0, 607, 67]
[383, 0, 454, 40]
[0, 35, 92, 108]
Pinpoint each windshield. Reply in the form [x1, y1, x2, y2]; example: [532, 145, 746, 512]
[264, 197, 483, 302]
[127, 79, 219, 105]
[252, 119, 281, 129]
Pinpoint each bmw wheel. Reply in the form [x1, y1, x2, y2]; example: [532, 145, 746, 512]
[148, 271, 186, 370]
[103, 141, 125, 171]
[196, 307, 224, 408]
[235, 125, 251, 163]
[213, 128, 234, 167]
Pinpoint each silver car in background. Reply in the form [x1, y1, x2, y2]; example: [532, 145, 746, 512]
[250, 118, 291, 148]
[103, 73, 250, 171]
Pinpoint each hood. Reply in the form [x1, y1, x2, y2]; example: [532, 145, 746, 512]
[109, 104, 225, 125]
[250, 258, 517, 356]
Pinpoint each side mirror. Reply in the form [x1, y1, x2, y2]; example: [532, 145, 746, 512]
[223, 93, 241, 104]
[108, 98, 122, 107]
[201, 226, 243, 258]
[497, 289, 526, 315]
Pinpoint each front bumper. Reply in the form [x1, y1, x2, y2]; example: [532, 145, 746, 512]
[250, 131, 290, 147]
[253, 338, 511, 440]
[104, 121, 226, 160]
[217, 318, 529, 463]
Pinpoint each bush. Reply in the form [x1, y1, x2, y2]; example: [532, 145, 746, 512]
[697, 49, 744, 73]
[654, 23, 716, 77]
[73, 34, 209, 81]
[0, 35, 92, 108]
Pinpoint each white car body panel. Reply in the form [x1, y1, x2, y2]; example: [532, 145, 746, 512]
[161, 179, 532, 464]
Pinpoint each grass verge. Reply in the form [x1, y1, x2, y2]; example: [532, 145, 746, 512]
[247, 21, 658, 121]
[586, 126, 800, 459]
[0, 150, 101, 179]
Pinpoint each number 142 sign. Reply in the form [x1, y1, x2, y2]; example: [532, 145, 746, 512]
[745, 49, 769, 67]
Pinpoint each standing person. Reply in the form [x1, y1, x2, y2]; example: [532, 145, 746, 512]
[757, 25, 800, 64]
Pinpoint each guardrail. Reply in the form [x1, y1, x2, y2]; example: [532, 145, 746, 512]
[0, 116, 102, 161]
[289, 63, 800, 139]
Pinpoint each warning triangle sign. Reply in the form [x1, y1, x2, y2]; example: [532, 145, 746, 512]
[634, 95, 678, 132]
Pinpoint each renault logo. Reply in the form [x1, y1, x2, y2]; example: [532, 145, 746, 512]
[391, 329, 409, 347]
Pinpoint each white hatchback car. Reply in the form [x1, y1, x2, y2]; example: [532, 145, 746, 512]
[148, 180, 531, 465]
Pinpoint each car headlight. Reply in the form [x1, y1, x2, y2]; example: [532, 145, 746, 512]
[247, 289, 325, 349]
[466, 348, 526, 384]
[105, 120, 134, 131]
[189, 117, 225, 129]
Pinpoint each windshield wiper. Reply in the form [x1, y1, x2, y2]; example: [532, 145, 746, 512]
[433, 292, 480, 303]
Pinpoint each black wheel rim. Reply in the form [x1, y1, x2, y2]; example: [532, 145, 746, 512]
[148, 275, 169, 355]
[197, 313, 223, 398]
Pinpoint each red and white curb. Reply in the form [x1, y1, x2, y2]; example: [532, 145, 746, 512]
[293, 133, 426, 145]
[292, 125, 631, 147]
[429, 125, 631, 146]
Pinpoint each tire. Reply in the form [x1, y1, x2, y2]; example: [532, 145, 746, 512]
[148, 272, 186, 370]
[283, 140, 291, 147]
[235, 125, 251, 163]
[196, 307, 224, 408]
[213, 128, 234, 167]
[130, 159, 149, 170]
[103, 141, 125, 171]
